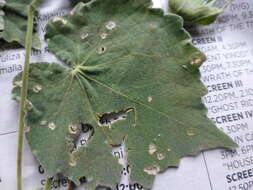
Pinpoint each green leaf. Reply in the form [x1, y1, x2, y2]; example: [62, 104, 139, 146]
[12, 0, 236, 189]
[0, 0, 40, 48]
[169, 0, 223, 25]
[0, 10, 4, 38]
[0, 0, 5, 38]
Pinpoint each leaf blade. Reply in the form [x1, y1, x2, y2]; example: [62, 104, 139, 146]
[12, 0, 236, 189]
[1, 0, 40, 48]
[169, 0, 223, 25]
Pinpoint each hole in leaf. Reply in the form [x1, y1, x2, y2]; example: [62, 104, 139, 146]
[81, 123, 93, 133]
[97, 108, 134, 127]
[70, 123, 94, 153]
[79, 176, 86, 184]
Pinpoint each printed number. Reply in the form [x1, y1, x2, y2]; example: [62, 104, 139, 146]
[229, 186, 236, 190]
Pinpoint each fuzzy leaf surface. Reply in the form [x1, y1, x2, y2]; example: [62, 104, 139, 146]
[169, 0, 223, 25]
[0, 0, 40, 48]
[12, 0, 236, 189]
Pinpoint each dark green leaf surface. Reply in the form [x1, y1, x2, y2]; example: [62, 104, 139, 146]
[12, 0, 236, 189]
[169, 0, 223, 25]
[1, 0, 40, 48]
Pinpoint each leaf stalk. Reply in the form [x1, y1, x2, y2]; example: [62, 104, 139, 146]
[44, 178, 54, 190]
[16, 3, 36, 190]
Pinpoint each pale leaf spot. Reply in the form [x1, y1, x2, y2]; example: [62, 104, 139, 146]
[190, 58, 203, 65]
[52, 17, 67, 25]
[69, 156, 77, 167]
[32, 85, 42, 93]
[106, 21, 116, 30]
[48, 122, 56, 130]
[157, 153, 165, 160]
[149, 23, 158, 31]
[14, 80, 22, 87]
[100, 33, 108, 39]
[81, 33, 89, 40]
[69, 160, 76, 166]
[182, 65, 188, 69]
[148, 96, 152, 102]
[144, 165, 160, 175]
[87, 176, 93, 182]
[24, 125, 30, 133]
[26, 101, 33, 111]
[148, 143, 157, 155]
[13, 96, 21, 102]
[98, 46, 107, 54]
[68, 151, 77, 167]
[40, 120, 47, 126]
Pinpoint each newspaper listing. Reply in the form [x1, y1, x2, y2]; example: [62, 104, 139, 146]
[1, 0, 253, 190]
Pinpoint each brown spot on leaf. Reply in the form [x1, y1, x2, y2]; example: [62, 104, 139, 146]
[69, 153, 77, 167]
[68, 124, 79, 134]
[187, 129, 195, 136]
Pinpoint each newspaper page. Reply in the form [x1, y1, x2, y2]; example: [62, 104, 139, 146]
[1, 0, 253, 189]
